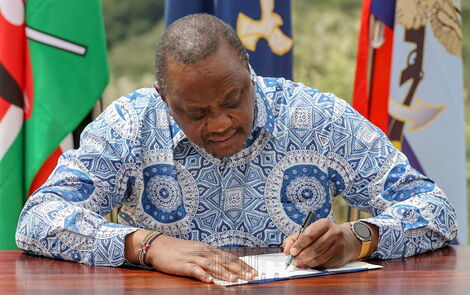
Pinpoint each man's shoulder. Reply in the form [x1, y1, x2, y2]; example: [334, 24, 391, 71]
[257, 76, 339, 109]
[105, 87, 168, 117]
[120, 87, 164, 107]
[93, 87, 169, 131]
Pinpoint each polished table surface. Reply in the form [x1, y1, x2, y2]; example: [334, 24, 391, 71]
[1, 246, 469, 295]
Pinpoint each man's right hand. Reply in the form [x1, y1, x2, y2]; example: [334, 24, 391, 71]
[125, 230, 257, 283]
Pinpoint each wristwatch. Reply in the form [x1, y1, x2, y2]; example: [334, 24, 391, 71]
[350, 221, 372, 260]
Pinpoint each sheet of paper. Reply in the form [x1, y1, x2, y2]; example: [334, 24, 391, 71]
[214, 252, 382, 286]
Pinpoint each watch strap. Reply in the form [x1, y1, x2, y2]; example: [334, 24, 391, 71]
[351, 221, 372, 260]
[357, 239, 371, 259]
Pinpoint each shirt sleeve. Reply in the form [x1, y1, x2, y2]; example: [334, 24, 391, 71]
[327, 95, 457, 259]
[15, 102, 140, 266]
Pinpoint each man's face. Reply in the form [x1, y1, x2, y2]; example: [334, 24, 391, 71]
[160, 42, 255, 158]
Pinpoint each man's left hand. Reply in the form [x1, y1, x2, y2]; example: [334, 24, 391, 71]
[282, 218, 365, 268]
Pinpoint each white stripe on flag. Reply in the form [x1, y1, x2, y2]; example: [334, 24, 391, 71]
[25, 27, 87, 56]
[0, 104, 23, 161]
[59, 133, 74, 153]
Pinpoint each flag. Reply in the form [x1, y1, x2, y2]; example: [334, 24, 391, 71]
[164, 0, 293, 79]
[164, 0, 215, 27]
[353, 0, 467, 243]
[352, 0, 395, 133]
[0, 0, 109, 249]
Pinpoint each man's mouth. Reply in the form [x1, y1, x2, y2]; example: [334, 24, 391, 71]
[207, 129, 239, 143]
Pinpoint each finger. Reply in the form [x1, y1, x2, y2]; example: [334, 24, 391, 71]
[318, 248, 346, 269]
[295, 240, 339, 268]
[294, 224, 338, 262]
[282, 233, 299, 247]
[313, 242, 344, 268]
[184, 263, 214, 283]
[291, 219, 330, 256]
[282, 234, 298, 255]
[211, 249, 257, 279]
[196, 255, 239, 282]
[196, 250, 256, 282]
[221, 253, 257, 280]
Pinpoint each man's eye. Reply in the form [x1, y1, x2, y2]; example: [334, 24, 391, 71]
[224, 93, 242, 108]
[189, 113, 205, 120]
[224, 102, 240, 109]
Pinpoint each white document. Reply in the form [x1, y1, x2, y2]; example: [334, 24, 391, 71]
[214, 252, 382, 286]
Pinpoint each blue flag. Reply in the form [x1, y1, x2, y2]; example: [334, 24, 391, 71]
[164, 0, 214, 26]
[164, 0, 293, 79]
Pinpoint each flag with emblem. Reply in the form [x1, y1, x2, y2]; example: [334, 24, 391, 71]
[352, 0, 466, 243]
[0, 0, 108, 249]
[164, 0, 293, 79]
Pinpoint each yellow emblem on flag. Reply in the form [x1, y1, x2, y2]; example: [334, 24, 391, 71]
[396, 0, 461, 56]
[236, 0, 293, 56]
[389, 97, 445, 132]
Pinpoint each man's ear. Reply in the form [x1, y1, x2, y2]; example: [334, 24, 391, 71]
[153, 81, 166, 103]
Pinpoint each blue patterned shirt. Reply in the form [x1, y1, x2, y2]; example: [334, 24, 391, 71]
[16, 73, 457, 266]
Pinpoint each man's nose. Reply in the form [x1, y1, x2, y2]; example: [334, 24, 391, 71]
[206, 111, 232, 134]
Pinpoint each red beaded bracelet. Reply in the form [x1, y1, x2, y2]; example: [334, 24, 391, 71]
[137, 231, 163, 266]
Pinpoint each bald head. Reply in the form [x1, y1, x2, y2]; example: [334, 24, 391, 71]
[155, 13, 248, 96]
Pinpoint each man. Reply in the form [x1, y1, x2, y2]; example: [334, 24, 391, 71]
[16, 14, 457, 283]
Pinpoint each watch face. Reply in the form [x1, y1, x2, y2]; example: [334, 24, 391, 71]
[353, 222, 371, 240]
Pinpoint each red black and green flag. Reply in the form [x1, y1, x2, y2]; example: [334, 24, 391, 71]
[0, 0, 109, 249]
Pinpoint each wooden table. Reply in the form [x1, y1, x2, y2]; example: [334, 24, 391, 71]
[1, 246, 469, 294]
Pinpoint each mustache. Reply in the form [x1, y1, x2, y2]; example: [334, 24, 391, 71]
[204, 127, 242, 141]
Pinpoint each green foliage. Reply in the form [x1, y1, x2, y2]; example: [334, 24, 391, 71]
[293, 0, 361, 102]
[103, 20, 164, 106]
[102, 0, 164, 49]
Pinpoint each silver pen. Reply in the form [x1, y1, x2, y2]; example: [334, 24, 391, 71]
[285, 211, 314, 269]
